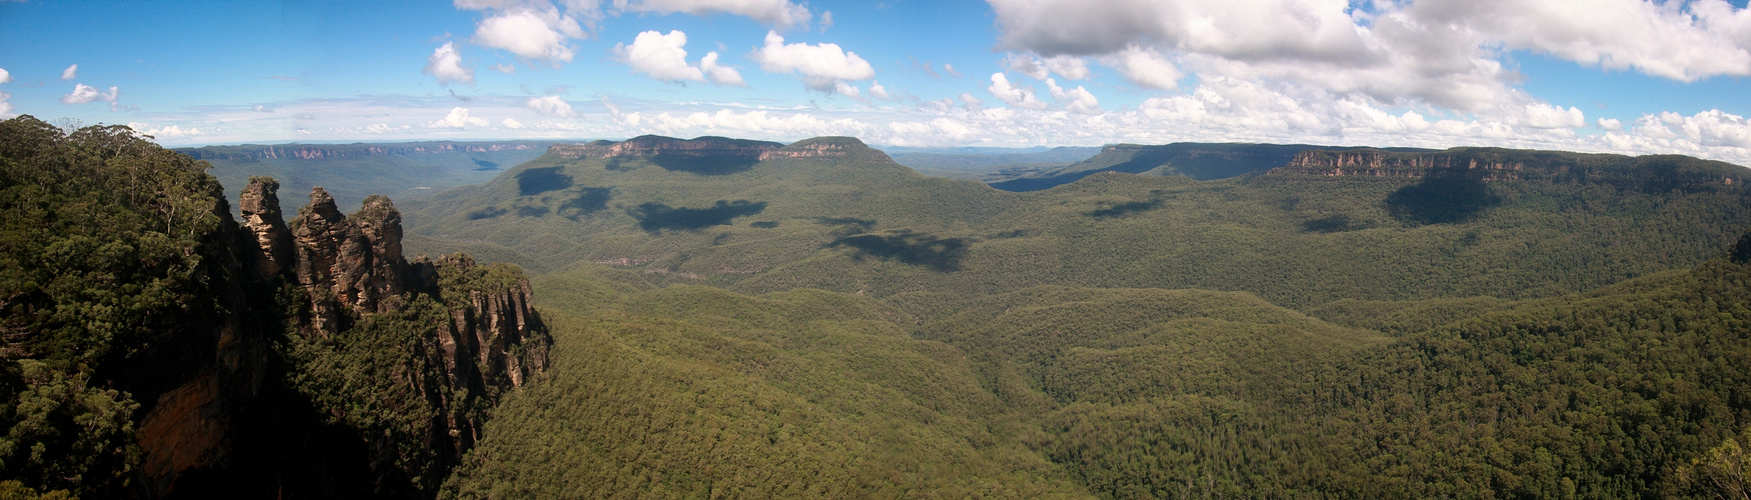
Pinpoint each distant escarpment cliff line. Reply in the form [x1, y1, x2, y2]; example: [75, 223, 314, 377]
[1271, 147, 1745, 190]
[176, 140, 548, 161]
[548, 134, 889, 162]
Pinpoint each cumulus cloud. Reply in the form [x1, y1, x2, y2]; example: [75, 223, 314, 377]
[457, 0, 811, 67]
[1046, 78, 1101, 114]
[472, 8, 585, 64]
[868, 81, 893, 100]
[1410, 0, 1751, 82]
[502, 118, 525, 129]
[1003, 53, 1090, 80]
[526, 95, 577, 118]
[987, 73, 1047, 110]
[699, 52, 745, 86]
[641, 108, 850, 136]
[616, 30, 703, 82]
[128, 122, 203, 139]
[0, 91, 12, 119]
[620, 0, 810, 28]
[985, 0, 1751, 113]
[750, 30, 875, 93]
[424, 42, 474, 85]
[1512, 103, 1588, 129]
[614, 30, 744, 85]
[1107, 45, 1183, 90]
[60, 84, 118, 105]
[62, 64, 77, 80]
[1598, 118, 1624, 131]
[833, 81, 861, 99]
[0, 68, 10, 84]
[428, 107, 490, 128]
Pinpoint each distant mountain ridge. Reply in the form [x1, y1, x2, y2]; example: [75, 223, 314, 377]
[185, 140, 556, 213]
[176, 140, 547, 161]
[988, 142, 1436, 191]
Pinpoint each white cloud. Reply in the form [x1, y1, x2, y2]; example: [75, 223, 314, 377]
[617, 0, 810, 28]
[428, 107, 490, 128]
[1106, 45, 1182, 90]
[958, 92, 984, 111]
[833, 81, 861, 99]
[1598, 118, 1624, 131]
[61, 64, 77, 80]
[1512, 103, 1587, 129]
[502, 118, 525, 128]
[986, 73, 1047, 110]
[614, 30, 744, 86]
[1411, 0, 1751, 82]
[128, 122, 203, 139]
[699, 51, 745, 86]
[1003, 53, 1090, 80]
[1046, 78, 1101, 114]
[0, 68, 10, 84]
[473, 8, 584, 64]
[489, 63, 517, 74]
[0, 91, 12, 119]
[985, 0, 1751, 113]
[1002, 54, 1050, 80]
[60, 84, 118, 105]
[868, 81, 892, 100]
[526, 95, 577, 118]
[943, 64, 961, 77]
[423, 42, 475, 85]
[616, 30, 703, 82]
[750, 30, 875, 92]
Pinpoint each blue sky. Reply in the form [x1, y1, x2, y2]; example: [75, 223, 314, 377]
[2, 0, 1750, 165]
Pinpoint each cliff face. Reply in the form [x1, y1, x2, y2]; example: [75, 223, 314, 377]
[1281, 150, 1520, 180]
[549, 135, 879, 162]
[140, 179, 551, 498]
[1273, 147, 1746, 190]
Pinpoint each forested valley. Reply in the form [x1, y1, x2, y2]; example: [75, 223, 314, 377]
[4, 117, 1751, 498]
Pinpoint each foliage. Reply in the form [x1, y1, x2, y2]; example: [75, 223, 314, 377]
[0, 115, 242, 497]
[282, 294, 452, 492]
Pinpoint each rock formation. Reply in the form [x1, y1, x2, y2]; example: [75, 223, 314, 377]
[549, 134, 876, 161]
[139, 179, 551, 497]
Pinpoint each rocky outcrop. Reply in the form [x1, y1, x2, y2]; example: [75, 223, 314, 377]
[221, 178, 552, 495]
[1282, 149, 1526, 180]
[238, 177, 294, 280]
[1274, 148, 1747, 191]
[285, 188, 419, 336]
[176, 142, 539, 161]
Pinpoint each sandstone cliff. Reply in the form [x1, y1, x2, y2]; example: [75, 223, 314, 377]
[139, 178, 551, 498]
[549, 134, 883, 162]
[1273, 147, 1745, 189]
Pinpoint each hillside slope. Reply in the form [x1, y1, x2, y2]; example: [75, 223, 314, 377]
[0, 116, 550, 499]
[442, 224, 1751, 498]
[403, 135, 1751, 308]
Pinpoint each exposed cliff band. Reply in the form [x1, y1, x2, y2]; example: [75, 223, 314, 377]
[549, 134, 874, 161]
[144, 177, 552, 497]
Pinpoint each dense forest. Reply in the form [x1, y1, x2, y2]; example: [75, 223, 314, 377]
[0, 116, 549, 499]
[5, 119, 1751, 498]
